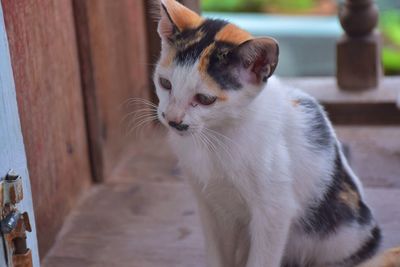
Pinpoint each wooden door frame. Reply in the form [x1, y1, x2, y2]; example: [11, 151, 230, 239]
[72, 0, 105, 183]
[0, 3, 40, 266]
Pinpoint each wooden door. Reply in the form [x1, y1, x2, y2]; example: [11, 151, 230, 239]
[1, 0, 92, 258]
[0, 4, 40, 266]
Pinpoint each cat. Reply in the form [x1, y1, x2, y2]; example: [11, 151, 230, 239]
[152, 0, 398, 266]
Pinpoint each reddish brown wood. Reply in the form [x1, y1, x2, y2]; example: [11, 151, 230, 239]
[1, 0, 92, 258]
[144, 0, 162, 104]
[336, 0, 382, 90]
[73, 0, 150, 181]
[72, 1, 105, 182]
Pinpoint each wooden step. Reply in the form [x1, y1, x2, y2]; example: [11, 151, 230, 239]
[283, 77, 400, 125]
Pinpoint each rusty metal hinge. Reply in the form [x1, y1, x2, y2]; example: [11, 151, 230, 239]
[0, 170, 33, 267]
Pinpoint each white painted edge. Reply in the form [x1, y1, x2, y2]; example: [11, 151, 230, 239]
[0, 2, 40, 266]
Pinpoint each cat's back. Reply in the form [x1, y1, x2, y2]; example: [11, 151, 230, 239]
[269, 81, 381, 267]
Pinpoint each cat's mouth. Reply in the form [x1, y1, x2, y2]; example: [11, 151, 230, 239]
[168, 126, 193, 137]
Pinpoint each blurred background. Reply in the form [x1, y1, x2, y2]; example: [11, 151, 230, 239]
[202, 0, 400, 76]
[0, 1, 399, 267]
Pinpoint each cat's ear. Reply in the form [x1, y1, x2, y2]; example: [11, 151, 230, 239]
[236, 37, 279, 86]
[157, 0, 203, 41]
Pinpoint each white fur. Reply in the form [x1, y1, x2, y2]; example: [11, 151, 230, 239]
[154, 54, 370, 266]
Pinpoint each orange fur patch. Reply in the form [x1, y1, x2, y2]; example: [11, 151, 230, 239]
[215, 23, 253, 45]
[217, 92, 228, 101]
[292, 99, 301, 107]
[198, 43, 215, 74]
[358, 247, 400, 267]
[162, 0, 203, 30]
[161, 49, 176, 67]
[174, 29, 206, 50]
[338, 183, 360, 211]
[198, 44, 228, 101]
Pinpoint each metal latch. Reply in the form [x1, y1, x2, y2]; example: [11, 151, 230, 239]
[0, 170, 33, 267]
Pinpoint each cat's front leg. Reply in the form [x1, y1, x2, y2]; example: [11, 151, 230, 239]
[189, 181, 225, 267]
[245, 183, 295, 267]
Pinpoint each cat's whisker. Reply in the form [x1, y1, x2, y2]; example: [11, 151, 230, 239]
[121, 108, 157, 125]
[130, 119, 158, 138]
[126, 115, 158, 138]
[126, 98, 158, 108]
[126, 114, 157, 134]
[203, 127, 241, 150]
[121, 111, 158, 134]
[126, 110, 157, 123]
[190, 126, 211, 151]
[120, 97, 150, 108]
[203, 130, 235, 162]
[120, 98, 158, 116]
[198, 131, 214, 154]
[190, 132, 200, 151]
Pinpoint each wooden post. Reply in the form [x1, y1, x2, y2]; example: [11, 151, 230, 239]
[337, 0, 382, 90]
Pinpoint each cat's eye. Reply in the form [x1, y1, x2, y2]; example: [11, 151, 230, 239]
[159, 77, 172, 90]
[195, 94, 217, 106]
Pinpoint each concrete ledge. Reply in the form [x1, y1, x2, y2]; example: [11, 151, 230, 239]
[283, 77, 400, 125]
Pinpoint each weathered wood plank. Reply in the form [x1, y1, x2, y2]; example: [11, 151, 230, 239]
[42, 128, 400, 266]
[73, 0, 150, 181]
[0, 4, 40, 266]
[2, 0, 92, 258]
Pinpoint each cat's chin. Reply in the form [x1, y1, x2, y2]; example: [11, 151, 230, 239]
[168, 129, 192, 137]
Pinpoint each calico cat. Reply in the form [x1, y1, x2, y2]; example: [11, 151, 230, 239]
[152, 1, 398, 266]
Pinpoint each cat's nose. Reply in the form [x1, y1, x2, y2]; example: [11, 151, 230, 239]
[168, 120, 189, 131]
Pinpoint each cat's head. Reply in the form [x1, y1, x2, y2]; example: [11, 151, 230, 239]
[154, 0, 279, 136]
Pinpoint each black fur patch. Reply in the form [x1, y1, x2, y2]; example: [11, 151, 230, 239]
[207, 41, 242, 90]
[173, 19, 228, 65]
[168, 19, 244, 90]
[281, 263, 301, 267]
[339, 226, 381, 267]
[298, 98, 333, 150]
[300, 147, 373, 237]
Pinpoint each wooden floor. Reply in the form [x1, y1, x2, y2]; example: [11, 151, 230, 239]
[42, 127, 400, 267]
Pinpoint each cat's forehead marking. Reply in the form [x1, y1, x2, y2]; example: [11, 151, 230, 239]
[198, 43, 215, 77]
[197, 44, 229, 99]
[172, 19, 228, 65]
[174, 30, 206, 51]
[163, 19, 253, 90]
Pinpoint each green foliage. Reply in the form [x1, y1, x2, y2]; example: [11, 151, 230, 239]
[201, 0, 315, 13]
[380, 10, 400, 74]
[201, 0, 264, 12]
[267, 0, 314, 12]
[382, 48, 400, 74]
[201, 1, 400, 74]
